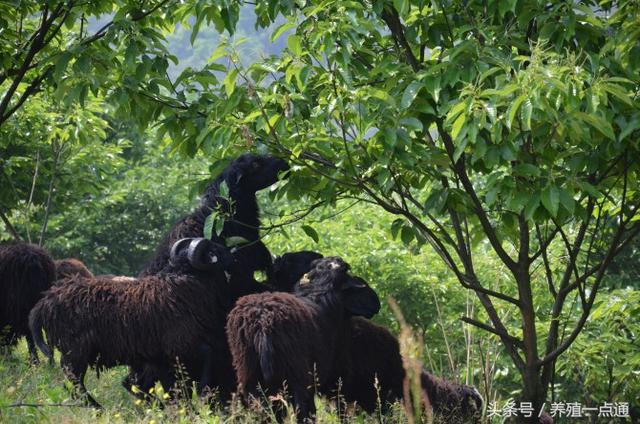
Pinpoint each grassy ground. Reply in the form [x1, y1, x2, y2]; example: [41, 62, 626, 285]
[0, 339, 416, 424]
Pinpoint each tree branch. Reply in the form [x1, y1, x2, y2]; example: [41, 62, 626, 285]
[535, 224, 556, 297]
[380, 6, 420, 72]
[0, 2, 64, 122]
[0, 207, 22, 240]
[437, 122, 518, 272]
[539, 220, 640, 366]
[461, 316, 524, 349]
[458, 275, 520, 306]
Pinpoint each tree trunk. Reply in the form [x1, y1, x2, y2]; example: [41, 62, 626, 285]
[521, 366, 546, 423]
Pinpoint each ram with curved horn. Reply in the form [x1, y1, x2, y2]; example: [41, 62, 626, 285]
[29, 238, 234, 408]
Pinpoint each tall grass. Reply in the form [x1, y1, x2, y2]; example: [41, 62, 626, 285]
[1, 336, 476, 423]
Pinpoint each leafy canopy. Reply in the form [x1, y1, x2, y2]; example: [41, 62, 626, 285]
[142, 0, 640, 409]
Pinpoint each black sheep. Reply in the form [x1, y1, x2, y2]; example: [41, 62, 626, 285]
[226, 257, 381, 423]
[270, 251, 483, 422]
[54, 258, 94, 281]
[141, 153, 289, 286]
[0, 242, 56, 363]
[29, 238, 235, 408]
[345, 317, 483, 422]
[128, 154, 288, 401]
[267, 250, 323, 292]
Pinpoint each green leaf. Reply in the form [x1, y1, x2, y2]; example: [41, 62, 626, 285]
[301, 224, 319, 243]
[451, 113, 466, 140]
[288, 34, 303, 56]
[512, 164, 540, 177]
[601, 83, 633, 106]
[498, 0, 517, 16]
[506, 94, 527, 130]
[369, 88, 396, 106]
[446, 101, 467, 123]
[208, 44, 228, 62]
[393, 0, 409, 15]
[521, 99, 533, 130]
[620, 114, 640, 141]
[559, 189, 575, 213]
[203, 213, 217, 240]
[424, 189, 448, 214]
[478, 67, 502, 83]
[226, 236, 249, 247]
[541, 185, 560, 217]
[574, 112, 615, 140]
[400, 117, 423, 132]
[219, 180, 230, 199]
[453, 135, 469, 162]
[577, 180, 602, 198]
[390, 218, 404, 239]
[401, 81, 423, 109]
[215, 217, 225, 236]
[224, 68, 239, 97]
[54, 52, 73, 79]
[400, 225, 414, 245]
[271, 22, 296, 42]
[524, 194, 540, 221]
[424, 76, 441, 102]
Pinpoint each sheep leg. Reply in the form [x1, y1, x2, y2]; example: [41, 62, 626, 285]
[292, 385, 315, 424]
[204, 343, 236, 403]
[61, 355, 101, 409]
[122, 365, 161, 403]
[25, 334, 39, 365]
[196, 343, 215, 394]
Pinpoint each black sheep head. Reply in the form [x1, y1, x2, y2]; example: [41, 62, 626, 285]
[457, 385, 484, 421]
[268, 250, 324, 292]
[296, 257, 381, 319]
[223, 153, 289, 193]
[169, 237, 234, 275]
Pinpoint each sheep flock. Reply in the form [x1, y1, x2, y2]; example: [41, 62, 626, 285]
[0, 153, 489, 423]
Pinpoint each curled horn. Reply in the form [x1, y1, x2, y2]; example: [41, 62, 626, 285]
[187, 238, 216, 270]
[169, 238, 194, 263]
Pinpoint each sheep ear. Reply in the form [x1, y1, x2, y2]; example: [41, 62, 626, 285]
[341, 276, 367, 291]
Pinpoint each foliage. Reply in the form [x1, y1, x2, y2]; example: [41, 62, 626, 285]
[1, 0, 639, 420]
[44, 140, 203, 276]
[0, 93, 119, 244]
[138, 0, 640, 413]
[556, 289, 640, 408]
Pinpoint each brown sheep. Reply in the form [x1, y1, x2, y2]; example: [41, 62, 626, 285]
[226, 257, 381, 423]
[270, 251, 483, 422]
[29, 238, 235, 408]
[0, 242, 55, 363]
[344, 317, 483, 422]
[54, 258, 94, 281]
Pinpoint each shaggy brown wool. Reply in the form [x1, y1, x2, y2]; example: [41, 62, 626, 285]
[226, 257, 380, 423]
[54, 258, 94, 281]
[29, 239, 234, 408]
[127, 154, 287, 402]
[266, 251, 483, 422]
[341, 317, 484, 421]
[0, 242, 55, 363]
